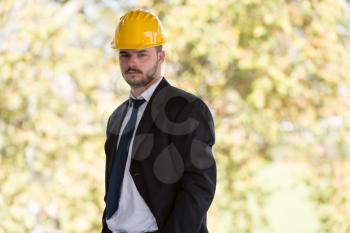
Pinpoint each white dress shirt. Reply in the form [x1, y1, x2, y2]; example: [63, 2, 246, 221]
[106, 77, 163, 233]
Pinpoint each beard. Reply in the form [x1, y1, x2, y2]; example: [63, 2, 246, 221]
[122, 59, 159, 88]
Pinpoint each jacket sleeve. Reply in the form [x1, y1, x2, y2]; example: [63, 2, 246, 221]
[102, 115, 113, 233]
[101, 102, 128, 233]
[160, 99, 216, 233]
[101, 208, 112, 233]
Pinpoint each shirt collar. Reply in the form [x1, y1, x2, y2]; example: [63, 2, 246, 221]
[128, 77, 163, 105]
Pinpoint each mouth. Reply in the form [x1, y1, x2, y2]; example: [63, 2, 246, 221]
[126, 69, 142, 75]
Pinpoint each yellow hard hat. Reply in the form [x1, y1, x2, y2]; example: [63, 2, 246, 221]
[111, 9, 165, 50]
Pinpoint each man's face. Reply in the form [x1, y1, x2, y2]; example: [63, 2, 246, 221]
[119, 47, 164, 88]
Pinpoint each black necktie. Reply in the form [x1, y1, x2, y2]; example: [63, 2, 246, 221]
[105, 98, 146, 219]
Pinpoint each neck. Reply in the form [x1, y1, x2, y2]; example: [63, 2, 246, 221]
[131, 76, 161, 97]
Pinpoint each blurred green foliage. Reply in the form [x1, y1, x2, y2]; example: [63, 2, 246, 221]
[1, 0, 350, 232]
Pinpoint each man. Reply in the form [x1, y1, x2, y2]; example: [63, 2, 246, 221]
[102, 9, 216, 233]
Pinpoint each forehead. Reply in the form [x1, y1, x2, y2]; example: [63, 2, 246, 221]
[119, 47, 155, 54]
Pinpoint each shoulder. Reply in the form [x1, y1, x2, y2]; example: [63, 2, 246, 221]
[154, 77, 206, 110]
[109, 99, 128, 120]
[106, 99, 128, 134]
[157, 85, 213, 123]
[169, 86, 211, 112]
[160, 85, 201, 108]
[162, 85, 215, 144]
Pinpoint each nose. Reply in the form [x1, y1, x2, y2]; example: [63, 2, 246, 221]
[127, 54, 138, 68]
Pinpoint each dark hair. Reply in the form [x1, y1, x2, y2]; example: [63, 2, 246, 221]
[156, 45, 163, 53]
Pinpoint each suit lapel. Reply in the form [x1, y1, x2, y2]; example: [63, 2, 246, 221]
[107, 78, 171, 172]
[106, 100, 129, 173]
[131, 78, 171, 160]
[109, 100, 129, 136]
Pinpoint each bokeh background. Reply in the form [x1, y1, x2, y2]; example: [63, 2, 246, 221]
[1, 0, 350, 232]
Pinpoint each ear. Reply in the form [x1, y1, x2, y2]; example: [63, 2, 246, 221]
[158, 50, 165, 63]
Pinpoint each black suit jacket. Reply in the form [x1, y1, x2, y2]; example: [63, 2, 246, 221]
[102, 78, 216, 233]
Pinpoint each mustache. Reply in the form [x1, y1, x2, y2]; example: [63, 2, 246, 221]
[126, 68, 142, 74]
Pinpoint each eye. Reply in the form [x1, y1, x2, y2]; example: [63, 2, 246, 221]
[137, 53, 147, 58]
[119, 53, 130, 58]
